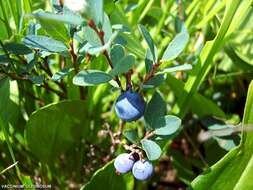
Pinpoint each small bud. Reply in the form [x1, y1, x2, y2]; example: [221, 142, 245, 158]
[98, 31, 105, 38]
[88, 19, 95, 28]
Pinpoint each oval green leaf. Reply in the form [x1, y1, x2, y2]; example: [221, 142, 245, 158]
[138, 24, 157, 62]
[154, 115, 181, 136]
[156, 64, 192, 75]
[141, 139, 162, 161]
[161, 25, 189, 62]
[25, 100, 88, 164]
[109, 54, 135, 76]
[73, 70, 113, 86]
[23, 35, 68, 53]
[81, 161, 134, 190]
[144, 91, 166, 129]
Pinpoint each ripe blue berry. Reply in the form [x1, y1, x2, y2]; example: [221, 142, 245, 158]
[115, 89, 146, 122]
[114, 153, 135, 174]
[132, 160, 153, 180]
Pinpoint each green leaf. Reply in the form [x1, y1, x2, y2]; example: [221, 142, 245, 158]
[86, 32, 118, 55]
[31, 11, 69, 41]
[123, 129, 139, 144]
[154, 115, 181, 136]
[20, 175, 34, 188]
[173, 0, 243, 118]
[224, 45, 253, 71]
[141, 139, 162, 161]
[138, 24, 157, 62]
[109, 54, 135, 76]
[142, 74, 165, 89]
[205, 125, 240, 151]
[73, 70, 112, 86]
[28, 75, 44, 85]
[83, 26, 101, 46]
[25, 100, 88, 164]
[81, 161, 134, 190]
[80, 28, 118, 55]
[166, 74, 225, 118]
[207, 124, 234, 136]
[214, 136, 239, 151]
[161, 25, 189, 62]
[4, 42, 32, 55]
[119, 33, 145, 58]
[191, 81, 253, 190]
[110, 44, 125, 67]
[171, 150, 196, 184]
[144, 91, 166, 129]
[23, 35, 68, 54]
[156, 64, 192, 75]
[0, 55, 9, 64]
[145, 48, 153, 73]
[0, 78, 20, 127]
[102, 13, 112, 43]
[31, 11, 84, 26]
[86, 0, 104, 27]
[51, 68, 74, 81]
[0, 1, 12, 38]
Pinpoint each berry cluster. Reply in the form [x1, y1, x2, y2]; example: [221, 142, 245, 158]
[114, 153, 153, 180]
[113, 89, 153, 180]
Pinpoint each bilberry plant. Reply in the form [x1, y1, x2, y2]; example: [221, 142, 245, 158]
[0, 0, 194, 186]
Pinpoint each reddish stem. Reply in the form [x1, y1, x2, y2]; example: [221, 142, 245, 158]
[125, 69, 133, 90]
[88, 19, 123, 90]
[143, 62, 161, 83]
[0, 71, 66, 98]
[69, 40, 85, 100]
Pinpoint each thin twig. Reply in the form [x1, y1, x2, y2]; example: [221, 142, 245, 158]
[183, 130, 209, 167]
[143, 131, 155, 139]
[0, 40, 15, 70]
[105, 123, 116, 145]
[125, 70, 133, 90]
[23, 89, 45, 106]
[40, 58, 67, 94]
[69, 40, 85, 100]
[143, 62, 161, 83]
[0, 70, 66, 98]
[116, 120, 125, 139]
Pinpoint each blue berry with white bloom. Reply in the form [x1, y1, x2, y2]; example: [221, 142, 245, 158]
[114, 153, 135, 174]
[115, 89, 146, 122]
[132, 160, 153, 180]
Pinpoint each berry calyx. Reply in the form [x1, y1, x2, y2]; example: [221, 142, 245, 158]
[132, 160, 153, 180]
[115, 89, 146, 122]
[114, 153, 135, 174]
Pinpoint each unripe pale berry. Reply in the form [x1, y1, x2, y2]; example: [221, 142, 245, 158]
[115, 89, 146, 122]
[132, 160, 153, 180]
[114, 153, 135, 174]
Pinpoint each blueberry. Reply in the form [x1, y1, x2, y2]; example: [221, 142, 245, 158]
[115, 89, 146, 122]
[114, 153, 135, 174]
[132, 160, 153, 180]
